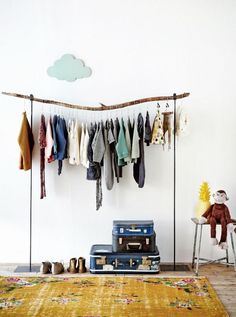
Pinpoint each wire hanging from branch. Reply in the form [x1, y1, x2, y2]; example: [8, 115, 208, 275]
[2, 91, 190, 111]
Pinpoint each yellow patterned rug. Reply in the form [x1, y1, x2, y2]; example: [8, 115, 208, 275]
[0, 276, 228, 317]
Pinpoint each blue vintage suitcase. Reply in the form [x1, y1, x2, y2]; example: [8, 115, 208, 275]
[113, 220, 154, 236]
[90, 244, 160, 274]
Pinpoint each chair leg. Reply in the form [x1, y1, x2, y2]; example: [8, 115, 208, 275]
[192, 224, 198, 269]
[195, 224, 203, 276]
[230, 233, 236, 272]
[225, 248, 229, 267]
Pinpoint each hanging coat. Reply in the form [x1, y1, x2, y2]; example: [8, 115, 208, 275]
[80, 123, 89, 168]
[104, 120, 115, 190]
[56, 116, 68, 175]
[112, 118, 123, 182]
[124, 119, 131, 163]
[131, 117, 140, 163]
[144, 111, 152, 146]
[91, 122, 105, 210]
[116, 118, 129, 166]
[133, 113, 145, 188]
[92, 122, 105, 163]
[45, 117, 54, 163]
[128, 117, 134, 144]
[62, 117, 68, 158]
[18, 112, 34, 171]
[38, 114, 47, 199]
[68, 119, 80, 165]
[52, 115, 58, 160]
[80, 122, 85, 164]
[86, 123, 103, 210]
[87, 123, 100, 181]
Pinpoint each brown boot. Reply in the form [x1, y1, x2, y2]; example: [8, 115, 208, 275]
[52, 262, 64, 275]
[78, 257, 87, 273]
[67, 258, 78, 273]
[40, 261, 52, 274]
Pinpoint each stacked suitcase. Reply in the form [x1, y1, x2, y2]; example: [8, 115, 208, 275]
[90, 220, 160, 274]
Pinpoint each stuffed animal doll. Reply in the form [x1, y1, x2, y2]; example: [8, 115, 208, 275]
[162, 111, 173, 150]
[151, 107, 164, 145]
[199, 190, 234, 249]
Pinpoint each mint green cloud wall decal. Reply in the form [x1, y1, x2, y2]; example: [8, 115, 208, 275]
[47, 54, 92, 82]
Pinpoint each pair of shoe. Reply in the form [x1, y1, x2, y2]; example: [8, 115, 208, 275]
[40, 261, 64, 275]
[67, 257, 87, 273]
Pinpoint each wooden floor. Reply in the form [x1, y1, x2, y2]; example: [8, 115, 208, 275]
[0, 263, 236, 316]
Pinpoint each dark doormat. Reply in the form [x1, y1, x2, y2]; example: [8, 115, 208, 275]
[160, 264, 191, 272]
[14, 265, 40, 273]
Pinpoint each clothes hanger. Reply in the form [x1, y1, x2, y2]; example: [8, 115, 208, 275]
[156, 102, 161, 116]
[162, 102, 173, 115]
[23, 96, 26, 112]
[79, 108, 83, 123]
[120, 107, 123, 123]
[85, 109, 88, 124]
[125, 107, 128, 124]
[99, 109, 102, 123]
[106, 107, 109, 123]
[52, 104, 55, 117]
[49, 104, 52, 118]
[92, 110, 94, 125]
[62, 106, 66, 119]
[133, 105, 136, 122]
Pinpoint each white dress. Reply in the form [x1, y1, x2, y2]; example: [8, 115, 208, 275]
[80, 123, 89, 168]
[68, 119, 80, 165]
[131, 117, 140, 163]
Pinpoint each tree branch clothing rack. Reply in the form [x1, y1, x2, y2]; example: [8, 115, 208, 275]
[2, 91, 189, 110]
[2, 91, 190, 272]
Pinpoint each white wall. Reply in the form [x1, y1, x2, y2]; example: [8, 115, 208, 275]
[0, 0, 236, 265]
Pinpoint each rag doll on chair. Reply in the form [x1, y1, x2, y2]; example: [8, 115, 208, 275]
[199, 190, 234, 249]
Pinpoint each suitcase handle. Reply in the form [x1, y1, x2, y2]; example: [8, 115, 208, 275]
[126, 229, 142, 232]
[127, 243, 142, 250]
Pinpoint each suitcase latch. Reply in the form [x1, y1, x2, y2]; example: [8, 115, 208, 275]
[142, 256, 151, 266]
[129, 258, 135, 267]
[129, 259, 137, 267]
[112, 258, 119, 268]
[96, 256, 106, 265]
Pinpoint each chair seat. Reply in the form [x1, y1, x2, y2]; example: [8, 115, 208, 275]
[191, 217, 236, 225]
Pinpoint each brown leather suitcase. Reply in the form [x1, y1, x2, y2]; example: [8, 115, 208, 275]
[112, 232, 156, 253]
